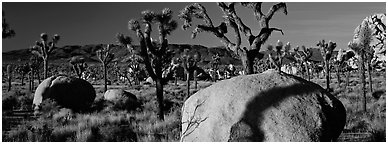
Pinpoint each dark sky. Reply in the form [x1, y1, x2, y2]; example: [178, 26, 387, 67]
[2, 2, 386, 52]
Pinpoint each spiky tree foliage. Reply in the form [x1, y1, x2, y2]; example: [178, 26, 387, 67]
[268, 40, 291, 72]
[210, 53, 221, 81]
[348, 20, 374, 112]
[124, 54, 144, 85]
[16, 63, 30, 85]
[317, 39, 337, 91]
[179, 2, 287, 75]
[30, 33, 60, 79]
[117, 8, 177, 120]
[181, 50, 201, 98]
[7, 64, 12, 91]
[293, 45, 313, 80]
[69, 56, 87, 79]
[2, 11, 15, 39]
[336, 49, 356, 89]
[96, 44, 114, 92]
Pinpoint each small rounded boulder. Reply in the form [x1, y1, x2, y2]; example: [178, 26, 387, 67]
[33, 75, 96, 111]
[103, 89, 139, 111]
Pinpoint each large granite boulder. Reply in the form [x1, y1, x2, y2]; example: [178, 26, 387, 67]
[33, 75, 96, 111]
[181, 69, 346, 142]
[104, 89, 139, 110]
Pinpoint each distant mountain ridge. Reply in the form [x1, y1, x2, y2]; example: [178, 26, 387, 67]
[2, 44, 242, 66]
[3, 43, 333, 67]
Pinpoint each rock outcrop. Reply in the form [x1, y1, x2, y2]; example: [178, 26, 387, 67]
[33, 75, 96, 111]
[181, 69, 346, 142]
[104, 89, 139, 110]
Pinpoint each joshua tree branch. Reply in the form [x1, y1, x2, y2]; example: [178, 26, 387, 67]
[218, 2, 253, 39]
[266, 2, 288, 22]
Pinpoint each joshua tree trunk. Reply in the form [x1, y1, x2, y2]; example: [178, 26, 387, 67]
[186, 70, 190, 98]
[345, 70, 350, 90]
[31, 69, 34, 91]
[155, 77, 164, 120]
[359, 54, 367, 112]
[174, 76, 178, 86]
[37, 68, 41, 84]
[8, 75, 11, 92]
[43, 58, 48, 79]
[336, 65, 341, 88]
[240, 50, 254, 75]
[29, 71, 33, 92]
[194, 69, 198, 90]
[325, 61, 330, 91]
[367, 62, 373, 94]
[103, 64, 107, 92]
[21, 74, 25, 85]
[305, 62, 310, 81]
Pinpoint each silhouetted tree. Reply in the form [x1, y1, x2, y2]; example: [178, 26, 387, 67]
[210, 53, 221, 81]
[294, 45, 313, 81]
[181, 49, 201, 98]
[317, 39, 336, 91]
[268, 40, 291, 72]
[117, 8, 177, 120]
[179, 2, 287, 74]
[30, 33, 60, 79]
[96, 44, 114, 92]
[69, 56, 87, 79]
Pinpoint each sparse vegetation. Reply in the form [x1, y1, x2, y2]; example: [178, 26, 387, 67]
[2, 2, 385, 142]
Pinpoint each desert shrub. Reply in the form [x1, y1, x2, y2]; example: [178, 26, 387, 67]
[6, 118, 55, 142]
[2, 94, 17, 111]
[16, 93, 34, 110]
[37, 98, 61, 118]
[134, 104, 181, 142]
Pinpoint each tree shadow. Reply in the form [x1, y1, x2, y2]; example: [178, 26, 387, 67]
[228, 73, 346, 142]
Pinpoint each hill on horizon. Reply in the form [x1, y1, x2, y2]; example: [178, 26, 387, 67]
[2, 44, 242, 67]
[3, 43, 333, 69]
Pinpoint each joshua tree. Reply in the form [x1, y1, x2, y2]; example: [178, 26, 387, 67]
[127, 54, 144, 85]
[181, 50, 201, 98]
[2, 11, 15, 39]
[193, 52, 201, 90]
[96, 44, 114, 92]
[336, 49, 356, 89]
[317, 39, 336, 91]
[268, 40, 291, 72]
[28, 64, 34, 92]
[179, 2, 287, 75]
[348, 20, 374, 112]
[7, 64, 12, 91]
[117, 8, 177, 120]
[16, 63, 30, 85]
[30, 33, 60, 79]
[171, 58, 180, 85]
[69, 56, 87, 79]
[30, 55, 42, 84]
[210, 53, 221, 81]
[294, 45, 313, 81]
